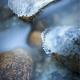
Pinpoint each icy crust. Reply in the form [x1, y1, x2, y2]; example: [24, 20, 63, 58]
[8, 0, 54, 17]
[41, 26, 80, 56]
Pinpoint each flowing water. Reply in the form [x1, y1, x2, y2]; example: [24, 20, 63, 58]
[0, 0, 80, 80]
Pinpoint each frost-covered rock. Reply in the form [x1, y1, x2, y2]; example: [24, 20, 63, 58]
[41, 26, 80, 73]
[8, 0, 55, 22]
[41, 26, 80, 56]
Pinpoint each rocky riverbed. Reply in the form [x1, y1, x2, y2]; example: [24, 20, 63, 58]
[0, 0, 80, 80]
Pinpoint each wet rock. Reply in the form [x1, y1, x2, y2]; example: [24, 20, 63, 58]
[35, 20, 47, 31]
[8, 0, 59, 22]
[53, 53, 80, 73]
[0, 48, 33, 80]
[41, 26, 80, 73]
[0, 6, 14, 21]
[29, 31, 42, 46]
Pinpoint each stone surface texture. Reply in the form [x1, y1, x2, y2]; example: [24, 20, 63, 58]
[0, 48, 33, 80]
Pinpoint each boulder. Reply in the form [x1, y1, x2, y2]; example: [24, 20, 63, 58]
[0, 48, 33, 80]
[8, 0, 59, 22]
[41, 26, 80, 73]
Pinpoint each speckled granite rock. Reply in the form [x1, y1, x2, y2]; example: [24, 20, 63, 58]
[8, 0, 59, 22]
[0, 48, 33, 80]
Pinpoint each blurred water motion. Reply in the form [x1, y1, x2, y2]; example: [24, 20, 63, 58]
[33, 0, 79, 27]
[0, 16, 31, 53]
[0, 0, 7, 6]
[0, 0, 80, 80]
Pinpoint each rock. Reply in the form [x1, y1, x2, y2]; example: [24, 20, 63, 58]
[8, 0, 59, 22]
[41, 26, 80, 73]
[0, 48, 33, 80]
[29, 31, 42, 46]
[52, 53, 80, 73]
[35, 20, 47, 31]
[0, 6, 14, 21]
